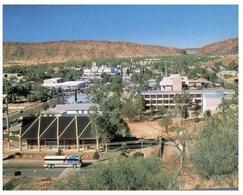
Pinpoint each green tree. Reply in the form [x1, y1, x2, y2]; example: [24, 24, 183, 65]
[191, 111, 200, 122]
[191, 105, 238, 188]
[121, 94, 145, 121]
[56, 157, 175, 190]
[173, 93, 192, 124]
[159, 115, 173, 132]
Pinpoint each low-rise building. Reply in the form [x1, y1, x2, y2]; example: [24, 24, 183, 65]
[83, 64, 120, 76]
[217, 70, 238, 78]
[42, 78, 88, 91]
[42, 103, 98, 115]
[19, 115, 96, 151]
[141, 89, 234, 112]
[3, 73, 24, 82]
[160, 74, 188, 91]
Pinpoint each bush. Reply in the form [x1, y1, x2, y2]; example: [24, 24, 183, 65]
[191, 109, 238, 180]
[120, 151, 128, 157]
[3, 176, 31, 190]
[55, 148, 63, 156]
[93, 150, 100, 160]
[56, 157, 176, 190]
[133, 152, 144, 158]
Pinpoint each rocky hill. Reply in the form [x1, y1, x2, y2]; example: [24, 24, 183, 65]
[197, 38, 238, 56]
[3, 40, 186, 66]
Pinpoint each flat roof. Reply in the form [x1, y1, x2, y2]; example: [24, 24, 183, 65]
[43, 80, 87, 87]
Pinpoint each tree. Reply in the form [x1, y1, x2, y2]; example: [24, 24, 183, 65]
[191, 111, 200, 122]
[204, 110, 211, 119]
[191, 106, 238, 188]
[56, 157, 175, 190]
[159, 115, 173, 132]
[173, 93, 192, 124]
[121, 94, 145, 121]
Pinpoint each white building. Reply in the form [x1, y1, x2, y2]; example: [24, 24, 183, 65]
[42, 78, 88, 91]
[83, 63, 120, 76]
[160, 74, 188, 91]
[141, 89, 234, 112]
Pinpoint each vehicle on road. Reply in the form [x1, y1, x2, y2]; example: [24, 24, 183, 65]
[43, 155, 83, 168]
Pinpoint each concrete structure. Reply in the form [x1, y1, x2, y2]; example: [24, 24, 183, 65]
[217, 70, 238, 77]
[148, 79, 158, 89]
[42, 78, 88, 91]
[42, 103, 98, 115]
[141, 89, 234, 112]
[3, 73, 24, 82]
[43, 78, 64, 84]
[160, 74, 188, 91]
[187, 78, 210, 88]
[83, 63, 120, 76]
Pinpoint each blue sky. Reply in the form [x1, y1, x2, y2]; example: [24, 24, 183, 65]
[3, 5, 238, 48]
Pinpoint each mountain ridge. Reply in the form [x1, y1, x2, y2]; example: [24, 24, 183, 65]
[3, 40, 185, 66]
[197, 37, 238, 56]
[3, 38, 238, 66]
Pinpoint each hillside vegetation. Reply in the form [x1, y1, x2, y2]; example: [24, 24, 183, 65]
[3, 40, 185, 66]
[197, 38, 238, 56]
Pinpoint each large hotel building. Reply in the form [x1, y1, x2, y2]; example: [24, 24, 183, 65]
[141, 74, 234, 112]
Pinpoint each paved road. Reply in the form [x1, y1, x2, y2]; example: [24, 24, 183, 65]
[3, 161, 94, 177]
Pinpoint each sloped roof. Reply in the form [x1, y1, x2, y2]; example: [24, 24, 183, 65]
[20, 115, 95, 140]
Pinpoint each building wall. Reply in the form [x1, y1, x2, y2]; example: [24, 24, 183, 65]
[43, 78, 64, 84]
[172, 77, 182, 91]
[26, 139, 96, 149]
[142, 90, 234, 111]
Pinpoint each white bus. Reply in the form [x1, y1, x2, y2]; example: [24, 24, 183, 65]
[44, 155, 83, 168]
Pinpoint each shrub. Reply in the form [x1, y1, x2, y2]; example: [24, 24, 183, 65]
[56, 157, 175, 190]
[93, 150, 100, 160]
[120, 151, 128, 157]
[55, 148, 63, 156]
[133, 152, 144, 158]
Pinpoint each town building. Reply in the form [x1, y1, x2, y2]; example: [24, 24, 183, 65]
[3, 73, 24, 82]
[143, 74, 234, 112]
[83, 63, 120, 76]
[217, 70, 238, 78]
[19, 115, 96, 151]
[141, 89, 234, 112]
[160, 74, 188, 91]
[42, 78, 88, 91]
[41, 103, 98, 115]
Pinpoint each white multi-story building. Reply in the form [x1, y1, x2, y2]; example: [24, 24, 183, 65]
[83, 63, 120, 76]
[141, 89, 234, 112]
[142, 74, 234, 112]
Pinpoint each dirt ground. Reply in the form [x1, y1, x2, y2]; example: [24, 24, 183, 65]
[126, 117, 205, 139]
[7, 102, 39, 114]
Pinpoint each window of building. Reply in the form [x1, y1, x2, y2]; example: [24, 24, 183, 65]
[196, 94, 202, 98]
[157, 95, 162, 98]
[157, 100, 163, 104]
[164, 94, 169, 98]
[151, 95, 156, 98]
[144, 95, 150, 98]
